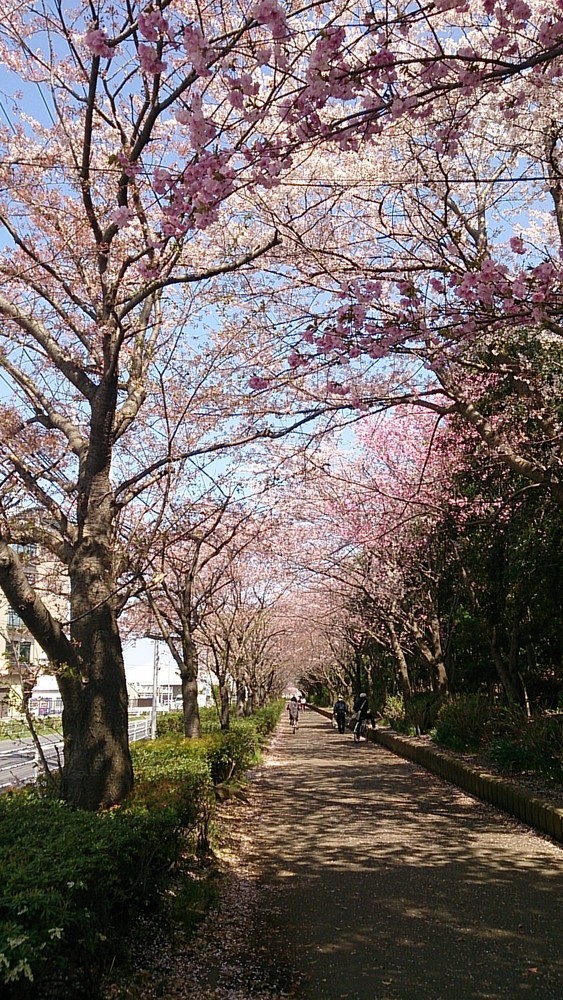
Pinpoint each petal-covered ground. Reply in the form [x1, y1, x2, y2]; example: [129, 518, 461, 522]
[107, 713, 563, 999]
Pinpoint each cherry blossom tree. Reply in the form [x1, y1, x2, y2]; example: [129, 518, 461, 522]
[198, 520, 295, 726]
[0, 0, 319, 808]
[233, 5, 563, 500]
[122, 479, 279, 735]
[1, 0, 562, 810]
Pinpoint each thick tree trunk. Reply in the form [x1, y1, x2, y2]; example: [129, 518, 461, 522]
[57, 606, 132, 810]
[181, 635, 201, 737]
[63, 516, 133, 808]
[0, 535, 133, 810]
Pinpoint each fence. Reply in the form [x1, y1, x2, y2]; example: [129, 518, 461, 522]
[0, 716, 153, 791]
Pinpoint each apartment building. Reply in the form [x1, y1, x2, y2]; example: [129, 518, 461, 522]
[0, 544, 68, 719]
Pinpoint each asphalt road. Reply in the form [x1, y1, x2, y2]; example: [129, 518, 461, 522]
[248, 710, 563, 1000]
[0, 734, 63, 788]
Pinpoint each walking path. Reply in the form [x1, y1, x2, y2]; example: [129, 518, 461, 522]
[246, 710, 563, 999]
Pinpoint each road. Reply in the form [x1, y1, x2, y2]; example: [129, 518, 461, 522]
[0, 733, 63, 788]
[0, 717, 151, 790]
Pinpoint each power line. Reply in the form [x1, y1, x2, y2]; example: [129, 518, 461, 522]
[0, 156, 551, 189]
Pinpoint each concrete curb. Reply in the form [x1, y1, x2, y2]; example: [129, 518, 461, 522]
[312, 707, 563, 845]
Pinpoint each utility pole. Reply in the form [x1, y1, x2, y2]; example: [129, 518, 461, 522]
[150, 639, 160, 740]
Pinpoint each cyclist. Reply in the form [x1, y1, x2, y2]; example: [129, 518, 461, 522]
[287, 696, 300, 733]
[332, 696, 348, 734]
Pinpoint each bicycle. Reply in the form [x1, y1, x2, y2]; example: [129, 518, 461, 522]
[351, 712, 376, 742]
[289, 714, 298, 734]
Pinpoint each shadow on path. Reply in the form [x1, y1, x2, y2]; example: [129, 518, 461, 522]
[249, 711, 563, 1000]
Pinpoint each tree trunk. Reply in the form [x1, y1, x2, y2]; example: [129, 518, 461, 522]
[489, 625, 527, 709]
[62, 519, 134, 809]
[219, 678, 230, 730]
[354, 649, 362, 695]
[387, 622, 413, 702]
[428, 615, 449, 698]
[0, 530, 133, 810]
[181, 635, 201, 737]
[57, 608, 132, 810]
[236, 680, 246, 718]
[245, 687, 256, 715]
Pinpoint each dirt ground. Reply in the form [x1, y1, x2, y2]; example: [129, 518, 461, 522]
[120, 710, 563, 1000]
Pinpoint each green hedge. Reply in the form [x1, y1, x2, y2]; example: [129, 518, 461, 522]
[434, 694, 492, 751]
[155, 702, 283, 739]
[155, 705, 221, 737]
[0, 701, 283, 998]
[0, 790, 181, 998]
[247, 701, 284, 736]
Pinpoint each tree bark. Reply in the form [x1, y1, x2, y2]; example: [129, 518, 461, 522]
[387, 622, 413, 702]
[219, 677, 230, 730]
[58, 602, 132, 810]
[489, 624, 528, 709]
[64, 463, 134, 807]
[181, 635, 201, 737]
[236, 680, 247, 718]
[0, 533, 134, 810]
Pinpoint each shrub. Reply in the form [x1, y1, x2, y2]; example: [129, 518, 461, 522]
[245, 701, 284, 737]
[434, 694, 492, 751]
[202, 724, 262, 784]
[199, 706, 221, 733]
[485, 738, 533, 774]
[405, 693, 442, 734]
[0, 703, 282, 998]
[482, 704, 528, 743]
[129, 739, 214, 832]
[0, 790, 181, 999]
[524, 715, 563, 766]
[484, 713, 563, 782]
[382, 695, 406, 730]
[155, 710, 184, 737]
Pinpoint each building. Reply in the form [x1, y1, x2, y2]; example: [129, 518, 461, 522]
[1, 550, 215, 719]
[0, 544, 68, 719]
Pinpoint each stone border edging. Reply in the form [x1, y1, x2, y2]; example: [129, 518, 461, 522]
[311, 707, 563, 845]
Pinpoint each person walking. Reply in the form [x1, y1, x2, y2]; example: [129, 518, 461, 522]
[352, 691, 375, 741]
[287, 696, 300, 733]
[332, 696, 348, 734]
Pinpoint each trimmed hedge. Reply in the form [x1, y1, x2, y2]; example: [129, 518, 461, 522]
[0, 701, 283, 998]
[155, 705, 221, 737]
[0, 790, 181, 998]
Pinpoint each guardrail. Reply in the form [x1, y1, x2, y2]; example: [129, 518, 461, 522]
[0, 716, 153, 791]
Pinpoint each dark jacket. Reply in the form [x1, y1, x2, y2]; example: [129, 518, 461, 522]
[354, 696, 369, 720]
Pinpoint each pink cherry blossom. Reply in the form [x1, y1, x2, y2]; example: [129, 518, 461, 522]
[85, 28, 114, 59]
[138, 43, 167, 75]
[250, 0, 288, 39]
[110, 205, 135, 228]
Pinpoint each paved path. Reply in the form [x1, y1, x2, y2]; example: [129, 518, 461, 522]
[249, 710, 563, 1000]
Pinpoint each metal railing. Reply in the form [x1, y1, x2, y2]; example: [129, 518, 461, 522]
[0, 715, 153, 791]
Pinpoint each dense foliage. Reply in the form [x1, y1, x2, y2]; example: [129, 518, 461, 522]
[0, 703, 282, 998]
